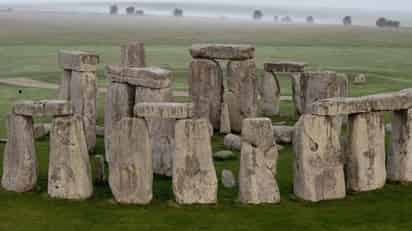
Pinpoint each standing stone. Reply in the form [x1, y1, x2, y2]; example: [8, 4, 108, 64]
[346, 112, 386, 192]
[104, 82, 135, 162]
[220, 102, 231, 134]
[189, 59, 223, 129]
[259, 71, 280, 116]
[293, 114, 345, 202]
[58, 70, 71, 100]
[173, 119, 217, 204]
[226, 59, 258, 132]
[239, 118, 280, 204]
[222, 169, 236, 188]
[389, 109, 412, 182]
[2, 113, 37, 192]
[135, 86, 175, 176]
[108, 117, 152, 204]
[121, 42, 146, 68]
[93, 155, 106, 184]
[48, 115, 93, 200]
[70, 71, 97, 152]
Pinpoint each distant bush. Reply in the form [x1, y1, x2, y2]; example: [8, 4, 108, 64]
[173, 8, 183, 17]
[273, 16, 279, 22]
[109, 4, 118, 15]
[343, 16, 352, 26]
[135, 9, 144, 16]
[376, 17, 400, 28]
[126, 6, 135, 15]
[306, 16, 315, 24]
[281, 16, 292, 23]
[253, 10, 263, 20]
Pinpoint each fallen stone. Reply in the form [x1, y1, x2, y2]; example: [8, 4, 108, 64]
[259, 71, 280, 116]
[264, 61, 306, 73]
[121, 42, 146, 68]
[48, 115, 93, 200]
[221, 170, 236, 188]
[224, 134, 241, 151]
[58, 50, 99, 72]
[239, 118, 280, 204]
[213, 150, 235, 160]
[272, 125, 294, 144]
[173, 119, 217, 204]
[13, 100, 73, 117]
[1, 113, 37, 192]
[93, 155, 106, 184]
[220, 102, 231, 134]
[108, 117, 152, 204]
[353, 73, 367, 85]
[134, 103, 194, 119]
[190, 44, 255, 60]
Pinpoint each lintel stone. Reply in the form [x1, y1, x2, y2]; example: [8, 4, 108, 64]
[134, 103, 194, 119]
[58, 50, 99, 72]
[13, 100, 73, 117]
[190, 44, 255, 60]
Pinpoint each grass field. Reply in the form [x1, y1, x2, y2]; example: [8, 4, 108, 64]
[1, 11, 412, 230]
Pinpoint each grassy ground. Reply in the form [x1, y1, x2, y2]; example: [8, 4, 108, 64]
[0, 11, 412, 230]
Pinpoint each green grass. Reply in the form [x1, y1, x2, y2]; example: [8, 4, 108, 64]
[0, 11, 412, 230]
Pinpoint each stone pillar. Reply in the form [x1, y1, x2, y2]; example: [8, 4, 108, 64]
[226, 59, 258, 133]
[239, 118, 280, 204]
[293, 114, 345, 202]
[346, 112, 386, 192]
[48, 115, 93, 200]
[173, 119, 217, 204]
[220, 102, 231, 134]
[1, 113, 37, 192]
[58, 70, 72, 100]
[388, 109, 412, 182]
[121, 42, 146, 68]
[108, 117, 152, 204]
[188, 59, 223, 129]
[258, 71, 280, 116]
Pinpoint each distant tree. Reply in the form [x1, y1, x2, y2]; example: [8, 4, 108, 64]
[173, 8, 183, 17]
[109, 4, 118, 15]
[376, 17, 387, 27]
[126, 6, 135, 15]
[135, 9, 144, 16]
[273, 16, 279, 22]
[306, 16, 315, 24]
[253, 9, 263, 20]
[281, 16, 292, 23]
[343, 16, 352, 26]
[376, 17, 400, 28]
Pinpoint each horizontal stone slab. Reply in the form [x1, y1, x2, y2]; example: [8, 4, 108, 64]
[264, 61, 306, 73]
[134, 103, 194, 119]
[13, 100, 73, 117]
[58, 50, 100, 72]
[106, 65, 173, 89]
[310, 89, 412, 116]
[190, 44, 255, 60]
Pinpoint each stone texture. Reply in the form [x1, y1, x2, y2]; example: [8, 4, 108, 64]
[108, 117, 152, 204]
[272, 125, 294, 144]
[106, 65, 173, 89]
[13, 100, 73, 117]
[213, 150, 235, 160]
[173, 119, 217, 204]
[224, 134, 241, 151]
[189, 59, 223, 129]
[293, 114, 345, 202]
[264, 61, 306, 73]
[222, 169, 236, 188]
[104, 82, 135, 162]
[1, 113, 37, 192]
[388, 109, 412, 182]
[70, 71, 97, 152]
[48, 115, 93, 199]
[33, 123, 51, 139]
[121, 42, 146, 68]
[220, 102, 231, 134]
[259, 71, 280, 116]
[93, 155, 106, 184]
[58, 70, 72, 100]
[239, 118, 280, 204]
[226, 59, 258, 132]
[190, 44, 255, 60]
[58, 50, 99, 72]
[291, 71, 348, 115]
[134, 103, 194, 119]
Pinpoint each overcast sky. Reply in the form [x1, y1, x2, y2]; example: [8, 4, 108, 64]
[1, 0, 411, 12]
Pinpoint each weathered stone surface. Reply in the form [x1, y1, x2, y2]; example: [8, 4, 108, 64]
[13, 100, 73, 117]
[291, 71, 348, 115]
[264, 61, 306, 73]
[346, 112, 386, 191]
[388, 109, 412, 182]
[134, 103, 194, 119]
[2, 113, 37, 192]
[259, 71, 280, 116]
[173, 119, 217, 204]
[311, 89, 412, 116]
[190, 44, 255, 60]
[293, 115, 345, 202]
[220, 102, 231, 134]
[58, 70, 72, 100]
[108, 118, 152, 204]
[33, 123, 51, 139]
[92, 155, 106, 184]
[222, 169, 236, 188]
[135, 86, 175, 176]
[106, 65, 173, 89]
[272, 125, 294, 144]
[226, 59, 258, 132]
[189, 59, 223, 129]
[58, 50, 99, 72]
[104, 82, 135, 162]
[121, 42, 146, 68]
[48, 115, 93, 199]
[213, 150, 235, 160]
[224, 134, 241, 151]
[239, 118, 280, 204]
[70, 71, 97, 152]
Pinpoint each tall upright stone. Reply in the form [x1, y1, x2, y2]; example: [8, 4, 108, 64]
[189, 59, 223, 129]
[1, 113, 37, 192]
[173, 119, 218, 204]
[121, 42, 146, 68]
[108, 117, 152, 204]
[239, 118, 280, 204]
[58, 70, 72, 100]
[259, 71, 280, 116]
[293, 114, 345, 202]
[48, 115, 93, 200]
